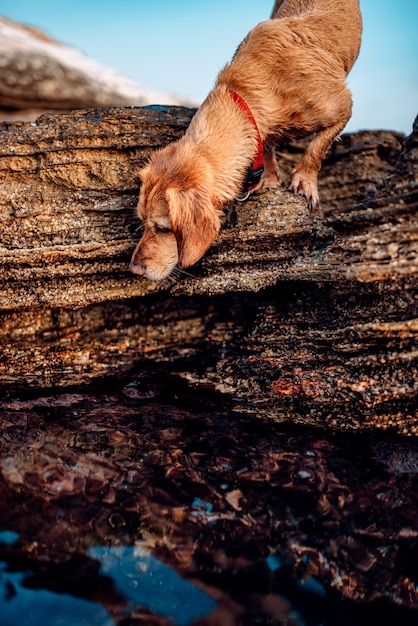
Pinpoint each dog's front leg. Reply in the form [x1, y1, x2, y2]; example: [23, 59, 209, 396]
[256, 146, 281, 190]
[289, 121, 346, 210]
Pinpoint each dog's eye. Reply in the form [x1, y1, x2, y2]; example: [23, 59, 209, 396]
[155, 225, 172, 233]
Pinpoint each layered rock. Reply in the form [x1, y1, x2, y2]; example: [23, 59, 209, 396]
[0, 105, 416, 434]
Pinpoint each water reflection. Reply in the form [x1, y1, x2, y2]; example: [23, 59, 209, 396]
[0, 533, 114, 626]
[0, 532, 216, 626]
[0, 371, 417, 625]
[89, 545, 217, 625]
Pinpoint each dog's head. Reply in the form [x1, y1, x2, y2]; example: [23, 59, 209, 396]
[129, 142, 222, 281]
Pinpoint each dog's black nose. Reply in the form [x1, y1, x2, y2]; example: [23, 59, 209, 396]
[129, 262, 146, 276]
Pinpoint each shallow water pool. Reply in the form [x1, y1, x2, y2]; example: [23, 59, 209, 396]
[0, 369, 417, 625]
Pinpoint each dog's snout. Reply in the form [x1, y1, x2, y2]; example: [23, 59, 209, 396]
[129, 261, 146, 276]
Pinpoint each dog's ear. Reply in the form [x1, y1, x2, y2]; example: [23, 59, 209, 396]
[136, 163, 150, 186]
[166, 187, 221, 269]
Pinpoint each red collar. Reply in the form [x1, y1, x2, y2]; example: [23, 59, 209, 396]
[227, 88, 264, 192]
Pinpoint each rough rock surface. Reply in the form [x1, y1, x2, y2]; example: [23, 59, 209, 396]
[0, 105, 417, 434]
[0, 17, 184, 120]
[0, 107, 411, 307]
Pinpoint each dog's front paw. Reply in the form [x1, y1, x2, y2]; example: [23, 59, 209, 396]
[289, 170, 320, 211]
[255, 169, 281, 191]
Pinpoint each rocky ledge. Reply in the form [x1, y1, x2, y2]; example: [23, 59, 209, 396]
[0, 106, 417, 434]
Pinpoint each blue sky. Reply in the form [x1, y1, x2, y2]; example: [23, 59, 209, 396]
[3, 0, 417, 134]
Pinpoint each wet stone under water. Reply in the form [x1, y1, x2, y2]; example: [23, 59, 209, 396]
[0, 367, 417, 625]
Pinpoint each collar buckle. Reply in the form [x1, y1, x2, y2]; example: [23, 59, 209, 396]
[244, 165, 264, 191]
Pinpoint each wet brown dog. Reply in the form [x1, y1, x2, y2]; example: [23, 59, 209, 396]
[130, 0, 362, 281]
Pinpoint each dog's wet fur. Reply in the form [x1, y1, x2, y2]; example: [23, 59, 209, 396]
[130, 0, 362, 281]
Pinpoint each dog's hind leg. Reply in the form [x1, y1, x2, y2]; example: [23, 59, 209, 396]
[289, 118, 347, 210]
